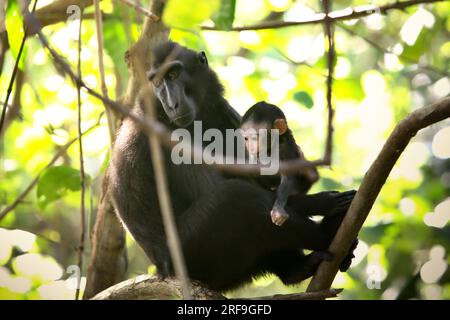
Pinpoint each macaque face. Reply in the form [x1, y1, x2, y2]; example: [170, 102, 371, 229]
[240, 121, 272, 157]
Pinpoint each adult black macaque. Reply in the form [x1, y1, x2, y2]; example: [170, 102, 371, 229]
[109, 41, 357, 292]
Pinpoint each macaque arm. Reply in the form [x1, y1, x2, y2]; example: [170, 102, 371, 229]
[273, 175, 297, 211]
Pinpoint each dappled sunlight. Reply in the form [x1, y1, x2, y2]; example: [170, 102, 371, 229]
[424, 198, 450, 228]
[287, 35, 324, 64]
[430, 77, 450, 99]
[352, 240, 369, 267]
[238, 30, 262, 46]
[0, 268, 32, 294]
[400, 198, 416, 217]
[432, 126, 450, 159]
[420, 246, 447, 284]
[1, 0, 449, 301]
[13, 253, 63, 282]
[43, 74, 64, 92]
[37, 278, 85, 300]
[391, 142, 429, 182]
[400, 8, 435, 46]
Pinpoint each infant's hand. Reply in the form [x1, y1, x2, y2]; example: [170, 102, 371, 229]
[271, 208, 289, 226]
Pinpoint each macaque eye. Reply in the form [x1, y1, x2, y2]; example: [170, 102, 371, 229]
[153, 77, 162, 88]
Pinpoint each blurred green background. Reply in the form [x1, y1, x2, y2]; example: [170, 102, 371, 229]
[0, 0, 449, 299]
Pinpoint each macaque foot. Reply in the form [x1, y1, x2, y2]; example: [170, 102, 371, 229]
[339, 238, 359, 272]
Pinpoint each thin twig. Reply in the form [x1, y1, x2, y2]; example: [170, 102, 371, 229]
[28, 14, 326, 176]
[0, 117, 102, 221]
[0, 69, 24, 138]
[0, 0, 38, 137]
[75, 7, 86, 301]
[201, 0, 445, 31]
[117, 0, 159, 21]
[243, 288, 343, 300]
[322, 0, 335, 164]
[94, 0, 116, 144]
[133, 46, 192, 299]
[307, 96, 450, 292]
[338, 24, 450, 78]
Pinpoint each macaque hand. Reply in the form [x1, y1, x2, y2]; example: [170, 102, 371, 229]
[271, 207, 290, 226]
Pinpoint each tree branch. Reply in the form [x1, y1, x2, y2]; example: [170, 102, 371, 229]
[117, 0, 159, 21]
[91, 275, 343, 300]
[307, 96, 450, 292]
[32, 0, 94, 30]
[201, 0, 445, 31]
[92, 275, 224, 300]
[28, 9, 336, 176]
[0, 0, 37, 136]
[83, 0, 168, 299]
[75, 6, 86, 301]
[135, 48, 192, 299]
[338, 24, 450, 78]
[93, 0, 116, 143]
[0, 117, 101, 221]
[322, 0, 335, 165]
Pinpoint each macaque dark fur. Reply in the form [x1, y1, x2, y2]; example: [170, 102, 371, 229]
[241, 101, 319, 226]
[109, 41, 357, 292]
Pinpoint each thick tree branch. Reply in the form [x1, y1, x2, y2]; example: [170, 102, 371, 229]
[91, 275, 343, 300]
[83, 0, 168, 299]
[202, 0, 445, 31]
[307, 96, 450, 292]
[92, 275, 224, 300]
[32, 0, 94, 30]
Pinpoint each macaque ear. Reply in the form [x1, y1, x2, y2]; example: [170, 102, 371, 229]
[198, 51, 208, 65]
[273, 119, 288, 135]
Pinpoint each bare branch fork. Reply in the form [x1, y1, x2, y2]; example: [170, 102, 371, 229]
[307, 96, 450, 292]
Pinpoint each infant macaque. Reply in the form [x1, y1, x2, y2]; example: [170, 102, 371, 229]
[240, 101, 319, 226]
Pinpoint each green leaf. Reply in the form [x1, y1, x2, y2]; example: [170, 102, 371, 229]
[212, 0, 236, 30]
[360, 223, 394, 244]
[103, 19, 129, 94]
[5, 0, 26, 70]
[163, 0, 220, 29]
[293, 91, 314, 109]
[334, 79, 364, 101]
[400, 27, 434, 63]
[320, 177, 342, 190]
[37, 166, 89, 209]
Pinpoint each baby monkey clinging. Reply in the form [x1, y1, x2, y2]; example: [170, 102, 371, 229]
[240, 101, 319, 226]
